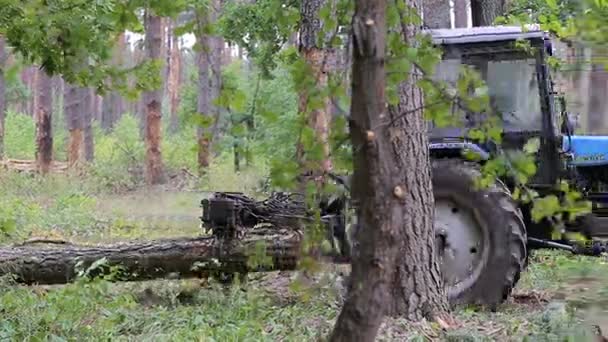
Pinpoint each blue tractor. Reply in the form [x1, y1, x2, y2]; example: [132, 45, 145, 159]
[423, 25, 608, 306]
[201, 25, 608, 307]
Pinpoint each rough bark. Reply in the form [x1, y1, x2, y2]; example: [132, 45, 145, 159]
[296, 0, 336, 175]
[0, 36, 6, 159]
[386, 0, 449, 320]
[330, 1, 398, 340]
[423, 0, 451, 29]
[196, 10, 211, 174]
[331, 1, 448, 340]
[453, 0, 470, 28]
[64, 83, 84, 166]
[35, 71, 53, 175]
[471, 0, 505, 26]
[143, 12, 166, 185]
[0, 228, 301, 285]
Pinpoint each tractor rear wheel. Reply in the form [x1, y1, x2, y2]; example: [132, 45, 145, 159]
[432, 159, 527, 307]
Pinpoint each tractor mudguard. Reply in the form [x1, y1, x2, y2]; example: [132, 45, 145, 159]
[563, 135, 608, 167]
[429, 141, 490, 160]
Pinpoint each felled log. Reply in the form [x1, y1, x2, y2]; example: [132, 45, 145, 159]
[0, 159, 68, 173]
[0, 227, 302, 285]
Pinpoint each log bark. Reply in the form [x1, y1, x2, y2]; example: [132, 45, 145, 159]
[143, 12, 166, 184]
[35, 71, 53, 175]
[0, 228, 302, 285]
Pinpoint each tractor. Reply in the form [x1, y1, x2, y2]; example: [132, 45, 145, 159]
[201, 25, 608, 307]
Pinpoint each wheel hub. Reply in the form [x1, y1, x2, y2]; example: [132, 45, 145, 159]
[435, 197, 486, 298]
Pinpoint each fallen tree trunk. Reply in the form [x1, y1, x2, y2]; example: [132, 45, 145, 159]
[0, 227, 302, 285]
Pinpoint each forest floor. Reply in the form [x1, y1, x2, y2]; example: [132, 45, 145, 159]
[1, 171, 608, 341]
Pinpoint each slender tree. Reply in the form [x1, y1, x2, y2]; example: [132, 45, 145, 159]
[83, 88, 94, 162]
[210, 0, 223, 143]
[35, 71, 53, 174]
[296, 0, 336, 176]
[0, 36, 6, 159]
[64, 83, 84, 166]
[454, 0, 470, 28]
[195, 8, 211, 173]
[167, 19, 182, 133]
[143, 10, 166, 184]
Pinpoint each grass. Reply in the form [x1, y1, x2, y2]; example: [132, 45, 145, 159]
[1, 169, 608, 341]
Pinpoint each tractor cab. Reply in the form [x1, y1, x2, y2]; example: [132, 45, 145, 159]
[426, 25, 563, 187]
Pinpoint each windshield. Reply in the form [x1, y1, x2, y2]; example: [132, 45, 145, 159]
[433, 57, 542, 133]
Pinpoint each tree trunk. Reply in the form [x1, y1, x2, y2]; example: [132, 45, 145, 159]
[330, 1, 399, 340]
[453, 0, 470, 28]
[83, 88, 94, 162]
[296, 0, 336, 176]
[143, 12, 166, 185]
[423, 0, 451, 29]
[196, 10, 211, 174]
[35, 71, 53, 175]
[331, 1, 448, 340]
[167, 20, 182, 134]
[0, 228, 301, 285]
[64, 83, 84, 166]
[0, 36, 6, 159]
[210, 0, 223, 144]
[385, 1, 448, 318]
[471, 0, 505, 26]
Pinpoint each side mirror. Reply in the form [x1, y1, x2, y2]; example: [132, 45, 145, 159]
[561, 112, 579, 136]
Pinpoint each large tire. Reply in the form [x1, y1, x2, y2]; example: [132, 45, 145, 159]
[432, 159, 527, 307]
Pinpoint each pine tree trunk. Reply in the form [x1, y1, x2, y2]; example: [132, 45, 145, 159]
[330, 1, 398, 340]
[35, 71, 53, 175]
[83, 88, 94, 162]
[196, 11, 211, 174]
[143, 12, 166, 185]
[167, 21, 182, 134]
[0, 36, 6, 159]
[101, 94, 114, 131]
[385, 4, 447, 316]
[64, 83, 84, 166]
[297, 0, 336, 175]
[471, 0, 505, 26]
[453, 0, 469, 28]
[331, 1, 448, 340]
[423, 0, 451, 28]
[210, 0, 223, 144]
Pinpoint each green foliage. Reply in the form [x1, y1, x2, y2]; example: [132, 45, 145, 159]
[0, 0, 170, 95]
[218, 0, 299, 77]
[4, 111, 35, 159]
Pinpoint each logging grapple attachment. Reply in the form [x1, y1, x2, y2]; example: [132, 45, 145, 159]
[201, 189, 352, 259]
